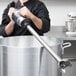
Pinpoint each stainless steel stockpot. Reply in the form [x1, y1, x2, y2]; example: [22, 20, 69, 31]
[0, 36, 71, 76]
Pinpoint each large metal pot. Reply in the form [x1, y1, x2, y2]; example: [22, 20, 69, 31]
[0, 36, 71, 76]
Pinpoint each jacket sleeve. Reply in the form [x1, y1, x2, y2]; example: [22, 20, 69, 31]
[36, 2, 50, 33]
[0, 4, 10, 37]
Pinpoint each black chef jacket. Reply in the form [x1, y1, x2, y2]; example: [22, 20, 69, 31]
[0, 0, 50, 37]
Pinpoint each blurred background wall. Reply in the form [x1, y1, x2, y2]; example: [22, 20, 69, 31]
[42, 0, 76, 26]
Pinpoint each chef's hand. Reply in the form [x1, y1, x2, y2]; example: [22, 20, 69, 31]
[19, 6, 33, 19]
[19, 6, 42, 30]
[8, 7, 16, 21]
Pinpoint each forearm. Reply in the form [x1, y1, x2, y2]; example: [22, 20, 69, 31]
[30, 14, 43, 30]
[5, 20, 15, 36]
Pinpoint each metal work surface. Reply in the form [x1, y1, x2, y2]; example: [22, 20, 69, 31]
[46, 26, 76, 40]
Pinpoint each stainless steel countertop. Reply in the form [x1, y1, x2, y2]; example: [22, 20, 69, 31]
[46, 26, 76, 40]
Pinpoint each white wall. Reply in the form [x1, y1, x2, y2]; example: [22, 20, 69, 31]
[0, 0, 16, 24]
[0, 2, 8, 24]
[48, 5, 76, 26]
[42, 0, 76, 26]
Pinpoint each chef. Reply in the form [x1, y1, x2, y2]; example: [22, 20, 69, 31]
[0, 0, 50, 37]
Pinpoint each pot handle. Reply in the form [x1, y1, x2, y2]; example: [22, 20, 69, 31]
[62, 42, 71, 54]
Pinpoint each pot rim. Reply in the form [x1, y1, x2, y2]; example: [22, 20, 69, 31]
[0, 36, 63, 48]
